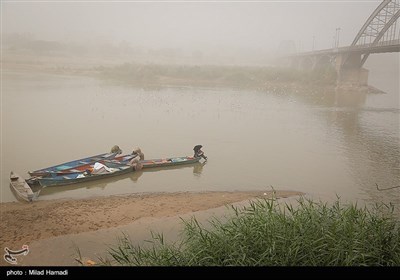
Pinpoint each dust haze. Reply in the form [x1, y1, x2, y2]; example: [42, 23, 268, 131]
[3, 1, 381, 65]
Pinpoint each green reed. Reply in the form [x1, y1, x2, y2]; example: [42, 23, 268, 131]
[103, 197, 400, 266]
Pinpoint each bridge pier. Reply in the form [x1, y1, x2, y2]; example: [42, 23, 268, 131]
[335, 53, 369, 88]
[337, 67, 369, 87]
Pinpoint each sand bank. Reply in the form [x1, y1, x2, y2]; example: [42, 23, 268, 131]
[1, 191, 302, 252]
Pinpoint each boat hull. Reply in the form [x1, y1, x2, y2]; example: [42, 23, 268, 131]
[36, 157, 200, 187]
[28, 152, 119, 177]
[141, 156, 200, 168]
[38, 163, 134, 187]
[36, 156, 200, 176]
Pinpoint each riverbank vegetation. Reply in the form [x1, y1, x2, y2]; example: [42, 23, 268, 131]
[97, 63, 337, 89]
[101, 197, 400, 266]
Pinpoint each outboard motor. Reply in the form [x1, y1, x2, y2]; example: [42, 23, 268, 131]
[193, 145, 207, 161]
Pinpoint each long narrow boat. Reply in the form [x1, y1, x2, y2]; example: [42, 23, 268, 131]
[140, 156, 200, 168]
[37, 161, 134, 187]
[36, 156, 201, 187]
[29, 145, 206, 178]
[28, 152, 120, 177]
[10, 171, 35, 202]
[36, 155, 201, 176]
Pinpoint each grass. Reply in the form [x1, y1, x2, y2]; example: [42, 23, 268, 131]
[100, 197, 400, 266]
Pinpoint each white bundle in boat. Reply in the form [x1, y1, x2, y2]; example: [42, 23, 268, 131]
[92, 162, 118, 174]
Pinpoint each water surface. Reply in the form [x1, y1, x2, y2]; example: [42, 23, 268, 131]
[1, 69, 399, 209]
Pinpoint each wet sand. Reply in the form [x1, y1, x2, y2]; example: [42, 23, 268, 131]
[0, 190, 301, 259]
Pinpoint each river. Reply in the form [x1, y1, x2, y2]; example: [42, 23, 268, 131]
[1, 61, 399, 210]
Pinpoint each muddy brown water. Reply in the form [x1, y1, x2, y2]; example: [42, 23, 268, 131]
[1, 69, 399, 210]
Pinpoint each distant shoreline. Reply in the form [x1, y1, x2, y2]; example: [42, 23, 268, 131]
[3, 51, 383, 94]
[3, 50, 336, 87]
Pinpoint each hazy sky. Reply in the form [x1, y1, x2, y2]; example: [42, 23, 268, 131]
[3, 0, 380, 52]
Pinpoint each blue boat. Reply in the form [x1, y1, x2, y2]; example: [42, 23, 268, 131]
[30, 146, 207, 188]
[31, 146, 207, 176]
[37, 161, 134, 187]
[36, 155, 201, 177]
[28, 152, 120, 177]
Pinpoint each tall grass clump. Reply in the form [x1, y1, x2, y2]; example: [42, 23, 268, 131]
[104, 198, 400, 266]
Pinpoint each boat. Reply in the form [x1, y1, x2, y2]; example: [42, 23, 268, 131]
[37, 161, 134, 187]
[29, 146, 207, 187]
[35, 156, 201, 187]
[33, 155, 201, 176]
[10, 171, 35, 202]
[29, 146, 206, 178]
[28, 152, 120, 177]
[140, 156, 200, 168]
[37, 162, 206, 198]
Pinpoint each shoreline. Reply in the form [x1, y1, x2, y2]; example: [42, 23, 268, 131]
[3, 51, 335, 87]
[3, 56, 382, 95]
[0, 190, 302, 259]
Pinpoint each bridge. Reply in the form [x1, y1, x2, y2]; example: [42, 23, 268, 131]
[284, 0, 400, 87]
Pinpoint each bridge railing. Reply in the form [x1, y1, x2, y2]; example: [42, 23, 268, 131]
[351, 39, 400, 49]
[288, 39, 400, 57]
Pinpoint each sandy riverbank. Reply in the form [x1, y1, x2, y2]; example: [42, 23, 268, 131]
[0, 191, 302, 253]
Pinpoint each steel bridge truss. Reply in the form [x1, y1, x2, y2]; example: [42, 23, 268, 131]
[350, 0, 400, 66]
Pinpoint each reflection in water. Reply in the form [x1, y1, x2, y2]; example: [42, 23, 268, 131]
[36, 162, 203, 199]
[193, 161, 207, 177]
[289, 86, 400, 209]
[2, 71, 398, 212]
[333, 88, 367, 108]
[129, 170, 144, 183]
[36, 172, 133, 197]
[281, 85, 368, 108]
[333, 93, 399, 207]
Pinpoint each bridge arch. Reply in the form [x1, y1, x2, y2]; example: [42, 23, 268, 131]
[283, 1, 400, 87]
[346, 0, 400, 66]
